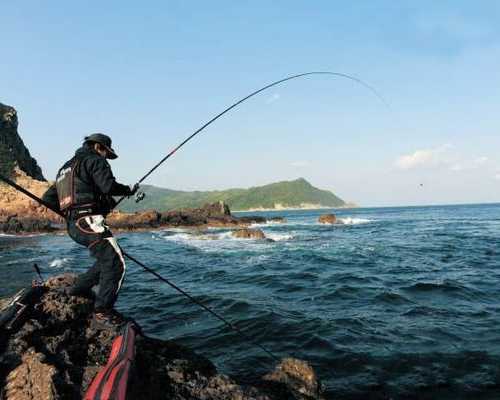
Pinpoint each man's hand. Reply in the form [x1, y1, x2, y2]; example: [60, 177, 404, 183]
[129, 183, 140, 196]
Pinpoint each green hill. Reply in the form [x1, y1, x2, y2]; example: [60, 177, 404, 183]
[119, 178, 346, 212]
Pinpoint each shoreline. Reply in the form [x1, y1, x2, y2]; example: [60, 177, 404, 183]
[0, 204, 288, 236]
[234, 204, 358, 213]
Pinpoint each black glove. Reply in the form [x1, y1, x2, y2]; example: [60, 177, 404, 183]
[129, 183, 140, 196]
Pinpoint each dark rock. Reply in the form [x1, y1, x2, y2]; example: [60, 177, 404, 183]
[232, 228, 267, 240]
[0, 274, 324, 399]
[263, 358, 321, 398]
[107, 210, 162, 230]
[199, 200, 231, 217]
[318, 214, 337, 224]
[237, 216, 286, 224]
[0, 214, 58, 234]
[237, 216, 268, 224]
[0, 103, 45, 181]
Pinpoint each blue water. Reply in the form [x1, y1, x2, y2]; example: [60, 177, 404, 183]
[1, 204, 500, 399]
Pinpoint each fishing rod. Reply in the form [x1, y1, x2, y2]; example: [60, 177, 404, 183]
[0, 173, 280, 362]
[115, 71, 389, 207]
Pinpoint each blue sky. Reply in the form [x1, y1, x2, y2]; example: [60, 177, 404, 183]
[2, 1, 499, 206]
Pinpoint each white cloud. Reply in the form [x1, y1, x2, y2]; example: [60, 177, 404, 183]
[395, 145, 452, 170]
[291, 160, 310, 168]
[266, 93, 281, 104]
[449, 156, 490, 172]
[474, 156, 489, 165]
[395, 146, 492, 174]
[495, 173, 500, 181]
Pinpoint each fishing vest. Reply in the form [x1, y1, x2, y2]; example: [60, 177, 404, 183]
[55, 155, 98, 212]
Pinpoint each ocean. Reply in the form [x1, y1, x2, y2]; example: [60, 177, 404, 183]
[1, 204, 500, 399]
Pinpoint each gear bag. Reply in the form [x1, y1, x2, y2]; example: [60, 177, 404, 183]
[55, 159, 79, 210]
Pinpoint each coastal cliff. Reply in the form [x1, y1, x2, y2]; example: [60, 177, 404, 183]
[0, 103, 44, 181]
[0, 274, 323, 400]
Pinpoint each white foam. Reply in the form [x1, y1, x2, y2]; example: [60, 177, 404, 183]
[159, 228, 288, 252]
[265, 232, 294, 241]
[50, 258, 71, 268]
[249, 220, 285, 228]
[160, 227, 192, 233]
[0, 233, 47, 238]
[338, 217, 372, 225]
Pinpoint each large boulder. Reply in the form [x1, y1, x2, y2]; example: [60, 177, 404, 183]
[263, 358, 321, 399]
[232, 228, 267, 240]
[107, 210, 162, 230]
[318, 214, 338, 224]
[160, 202, 238, 227]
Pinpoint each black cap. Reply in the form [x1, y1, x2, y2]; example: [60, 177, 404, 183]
[84, 133, 118, 159]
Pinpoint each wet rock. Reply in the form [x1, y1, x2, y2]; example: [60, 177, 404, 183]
[318, 214, 337, 224]
[4, 349, 59, 400]
[232, 228, 267, 240]
[263, 358, 321, 398]
[0, 274, 324, 399]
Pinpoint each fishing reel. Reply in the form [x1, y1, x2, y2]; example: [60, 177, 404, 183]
[135, 191, 146, 203]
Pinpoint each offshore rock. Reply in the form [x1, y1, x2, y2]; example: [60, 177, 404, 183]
[318, 214, 338, 224]
[0, 274, 324, 400]
[263, 358, 320, 398]
[232, 228, 267, 240]
[0, 103, 45, 180]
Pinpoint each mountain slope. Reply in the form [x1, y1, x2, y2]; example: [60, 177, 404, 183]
[119, 178, 345, 212]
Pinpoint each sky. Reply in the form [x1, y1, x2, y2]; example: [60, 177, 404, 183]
[2, 1, 499, 206]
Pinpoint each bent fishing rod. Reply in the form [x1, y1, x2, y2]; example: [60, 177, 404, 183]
[0, 173, 280, 363]
[115, 71, 389, 207]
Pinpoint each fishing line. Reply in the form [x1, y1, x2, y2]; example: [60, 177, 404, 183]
[115, 71, 389, 207]
[0, 173, 280, 363]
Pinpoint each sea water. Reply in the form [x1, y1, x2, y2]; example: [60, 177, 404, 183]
[1, 204, 500, 399]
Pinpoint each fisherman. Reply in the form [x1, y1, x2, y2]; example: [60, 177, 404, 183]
[42, 134, 138, 328]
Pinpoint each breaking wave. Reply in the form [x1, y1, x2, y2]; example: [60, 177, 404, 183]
[265, 232, 294, 241]
[160, 229, 293, 244]
[338, 217, 372, 225]
[49, 258, 72, 268]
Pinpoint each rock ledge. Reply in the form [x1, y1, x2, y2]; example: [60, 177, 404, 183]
[0, 274, 323, 400]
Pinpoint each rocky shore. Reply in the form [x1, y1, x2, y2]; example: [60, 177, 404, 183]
[0, 274, 323, 400]
[0, 196, 284, 236]
[0, 102, 285, 236]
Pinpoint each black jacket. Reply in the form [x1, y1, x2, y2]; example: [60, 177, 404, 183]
[42, 145, 132, 214]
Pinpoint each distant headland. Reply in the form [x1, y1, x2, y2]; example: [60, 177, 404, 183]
[119, 178, 353, 213]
